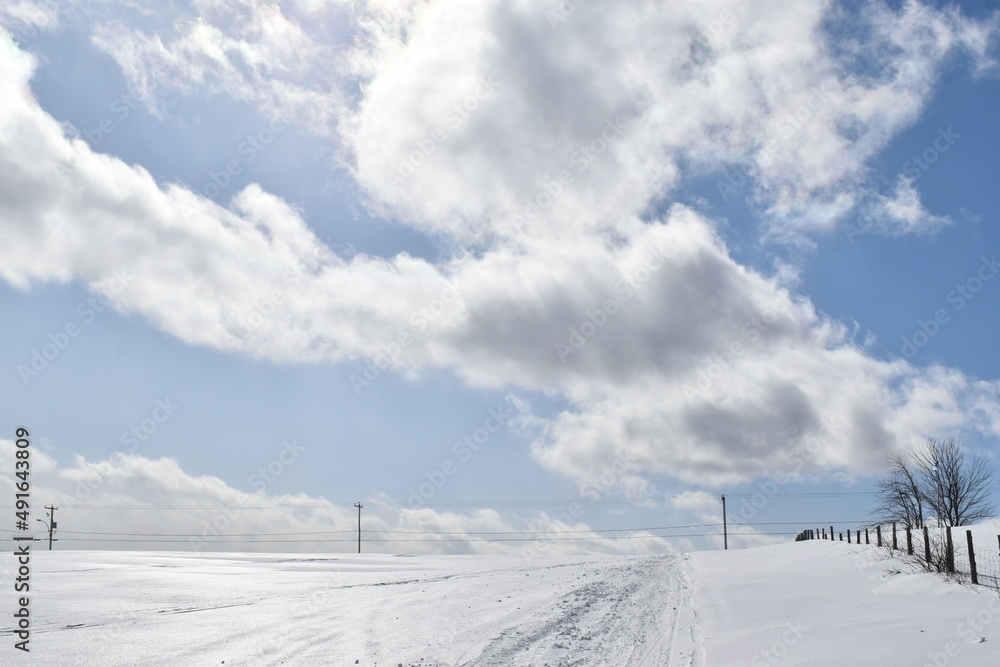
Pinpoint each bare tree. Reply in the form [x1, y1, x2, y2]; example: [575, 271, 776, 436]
[911, 437, 995, 527]
[872, 452, 924, 529]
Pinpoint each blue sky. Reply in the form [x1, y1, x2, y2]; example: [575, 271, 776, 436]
[1, 0, 999, 554]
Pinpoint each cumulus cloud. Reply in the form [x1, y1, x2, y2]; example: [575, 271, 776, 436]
[0, 444, 674, 554]
[77, 1, 999, 240]
[1, 1, 999, 499]
[336, 0, 998, 239]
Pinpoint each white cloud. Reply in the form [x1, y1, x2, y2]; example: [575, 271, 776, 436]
[0, 449, 675, 554]
[335, 0, 998, 240]
[1, 2, 999, 497]
[0, 0, 61, 36]
[860, 175, 951, 236]
[90, 0, 343, 130]
[81, 1, 999, 241]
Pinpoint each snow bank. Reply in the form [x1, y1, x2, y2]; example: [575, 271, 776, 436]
[691, 539, 1000, 666]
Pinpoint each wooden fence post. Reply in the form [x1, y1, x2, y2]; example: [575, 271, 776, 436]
[839, 533, 843, 541]
[923, 525, 931, 565]
[906, 526, 913, 556]
[847, 529, 852, 544]
[865, 528, 869, 545]
[967, 530, 978, 585]
[892, 522, 897, 550]
[830, 526, 834, 541]
[946, 528, 955, 574]
[876, 525, 882, 547]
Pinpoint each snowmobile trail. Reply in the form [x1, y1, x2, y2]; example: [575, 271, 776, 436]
[454, 555, 694, 666]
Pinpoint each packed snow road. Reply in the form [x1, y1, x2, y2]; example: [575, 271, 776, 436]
[450, 556, 694, 666]
[0, 551, 696, 666]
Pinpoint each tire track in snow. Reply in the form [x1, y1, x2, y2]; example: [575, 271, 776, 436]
[454, 555, 691, 666]
[636, 554, 698, 666]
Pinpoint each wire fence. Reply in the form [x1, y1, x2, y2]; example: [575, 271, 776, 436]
[797, 523, 1000, 592]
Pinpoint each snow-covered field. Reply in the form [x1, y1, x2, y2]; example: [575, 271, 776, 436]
[3, 537, 1000, 666]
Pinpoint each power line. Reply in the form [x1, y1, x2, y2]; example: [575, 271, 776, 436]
[53, 524, 720, 537]
[0, 532, 799, 544]
[59, 530, 359, 536]
[0, 492, 877, 511]
[1, 519, 873, 538]
[728, 520, 870, 526]
[0, 503, 339, 510]
[4, 521, 873, 542]
[38, 520, 872, 538]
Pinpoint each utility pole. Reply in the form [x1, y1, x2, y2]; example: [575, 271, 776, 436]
[36, 506, 58, 550]
[354, 502, 363, 554]
[721, 494, 727, 551]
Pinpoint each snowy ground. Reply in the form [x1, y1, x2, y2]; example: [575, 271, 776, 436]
[2, 538, 1000, 665]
